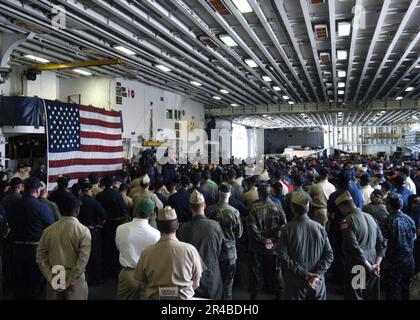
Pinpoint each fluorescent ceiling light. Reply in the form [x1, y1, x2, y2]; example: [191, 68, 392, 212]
[338, 90, 345, 95]
[219, 89, 230, 94]
[113, 45, 136, 55]
[288, 101, 294, 105]
[405, 86, 414, 92]
[273, 86, 281, 91]
[232, 0, 253, 13]
[190, 80, 202, 86]
[219, 34, 237, 47]
[348, 122, 352, 125]
[282, 95, 290, 100]
[337, 50, 348, 60]
[338, 82, 345, 88]
[73, 68, 92, 76]
[337, 70, 346, 77]
[262, 75, 272, 82]
[244, 58, 258, 68]
[155, 64, 172, 72]
[338, 21, 351, 36]
[395, 96, 403, 100]
[230, 103, 239, 107]
[24, 55, 50, 63]
[212, 96, 222, 100]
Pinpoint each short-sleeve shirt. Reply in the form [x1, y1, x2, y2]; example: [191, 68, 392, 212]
[135, 235, 205, 300]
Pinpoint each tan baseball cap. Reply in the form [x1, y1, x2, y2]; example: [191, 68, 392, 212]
[158, 206, 177, 221]
[190, 190, 205, 204]
[291, 192, 309, 206]
[335, 191, 353, 206]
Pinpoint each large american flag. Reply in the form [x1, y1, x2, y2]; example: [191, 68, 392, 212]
[44, 100, 124, 191]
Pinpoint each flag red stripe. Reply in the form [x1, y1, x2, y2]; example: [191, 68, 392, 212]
[48, 170, 120, 183]
[79, 145, 123, 152]
[80, 117, 121, 128]
[48, 157, 124, 168]
[80, 131, 122, 140]
[80, 104, 121, 117]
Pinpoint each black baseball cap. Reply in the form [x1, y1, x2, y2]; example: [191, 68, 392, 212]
[80, 181, 92, 191]
[9, 177, 23, 188]
[60, 193, 82, 213]
[371, 189, 384, 198]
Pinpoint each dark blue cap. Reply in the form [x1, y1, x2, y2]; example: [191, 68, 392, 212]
[59, 193, 82, 213]
[24, 177, 42, 189]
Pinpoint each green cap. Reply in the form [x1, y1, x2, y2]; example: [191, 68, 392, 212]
[136, 197, 156, 217]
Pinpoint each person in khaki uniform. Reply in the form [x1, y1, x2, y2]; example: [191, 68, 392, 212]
[119, 184, 133, 216]
[134, 206, 205, 300]
[307, 168, 335, 227]
[89, 173, 103, 198]
[115, 198, 160, 300]
[36, 193, 91, 300]
[242, 176, 259, 207]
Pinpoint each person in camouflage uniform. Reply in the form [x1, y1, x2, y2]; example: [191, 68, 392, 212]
[206, 183, 243, 300]
[381, 193, 417, 300]
[246, 184, 287, 300]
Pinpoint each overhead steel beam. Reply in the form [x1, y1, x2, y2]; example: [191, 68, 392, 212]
[360, 0, 419, 103]
[14, 41, 213, 104]
[344, 0, 363, 103]
[13, 47, 211, 105]
[373, 37, 420, 100]
[112, 0, 265, 105]
[358, 111, 375, 126]
[0, 1, 217, 102]
[197, 0, 287, 103]
[328, 0, 337, 102]
[353, 0, 391, 101]
[15, 46, 118, 77]
[405, 75, 420, 98]
[384, 58, 420, 99]
[28, 0, 229, 104]
[299, 0, 328, 101]
[0, 0, 224, 105]
[56, 0, 252, 105]
[0, 31, 35, 68]
[273, 0, 319, 102]
[205, 99, 419, 116]
[246, 0, 312, 101]
[29, 58, 122, 71]
[222, 0, 301, 101]
[169, 0, 276, 103]
[141, 0, 268, 105]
